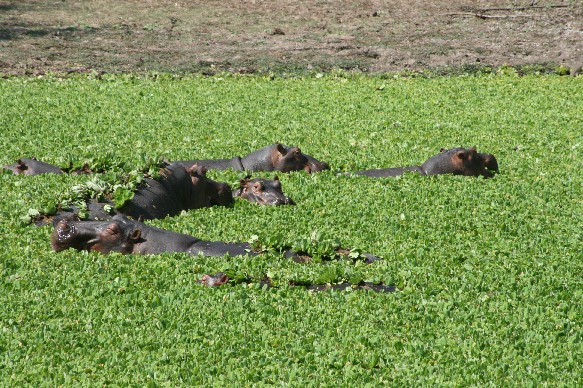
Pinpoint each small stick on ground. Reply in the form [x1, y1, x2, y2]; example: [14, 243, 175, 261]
[478, 5, 570, 12]
[444, 12, 534, 19]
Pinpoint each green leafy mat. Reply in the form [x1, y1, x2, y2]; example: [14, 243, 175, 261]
[1, 73, 581, 385]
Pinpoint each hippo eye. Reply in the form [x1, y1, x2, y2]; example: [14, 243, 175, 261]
[253, 182, 263, 192]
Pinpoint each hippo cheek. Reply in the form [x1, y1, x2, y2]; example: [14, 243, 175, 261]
[243, 192, 263, 205]
[241, 190, 274, 205]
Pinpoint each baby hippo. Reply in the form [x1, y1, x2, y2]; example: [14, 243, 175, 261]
[233, 176, 295, 206]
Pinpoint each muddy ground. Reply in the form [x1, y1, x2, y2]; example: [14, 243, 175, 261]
[0, 0, 582, 75]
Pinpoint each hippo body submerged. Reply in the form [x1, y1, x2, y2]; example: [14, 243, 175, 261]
[51, 215, 381, 263]
[51, 215, 255, 256]
[355, 148, 498, 178]
[3, 158, 64, 175]
[51, 215, 259, 257]
[178, 143, 329, 173]
[178, 157, 244, 171]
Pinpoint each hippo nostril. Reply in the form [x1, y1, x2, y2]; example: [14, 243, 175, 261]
[57, 223, 75, 241]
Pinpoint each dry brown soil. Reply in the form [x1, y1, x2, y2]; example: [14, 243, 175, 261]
[0, 0, 582, 75]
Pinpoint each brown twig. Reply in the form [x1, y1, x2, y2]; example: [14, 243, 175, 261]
[478, 5, 570, 12]
[444, 12, 533, 19]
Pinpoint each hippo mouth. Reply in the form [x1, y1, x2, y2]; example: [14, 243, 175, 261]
[51, 220, 99, 252]
[254, 193, 295, 206]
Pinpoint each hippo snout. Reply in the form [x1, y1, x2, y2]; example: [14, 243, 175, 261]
[257, 192, 294, 206]
[51, 219, 77, 252]
[305, 160, 329, 173]
[271, 196, 295, 206]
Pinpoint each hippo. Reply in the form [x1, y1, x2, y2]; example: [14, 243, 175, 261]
[3, 158, 64, 175]
[51, 214, 256, 257]
[49, 163, 233, 224]
[355, 147, 498, 178]
[177, 143, 329, 173]
[233, 176, 295, 206]
[118, 163, 233, 220]
[51, 215, 383, 263]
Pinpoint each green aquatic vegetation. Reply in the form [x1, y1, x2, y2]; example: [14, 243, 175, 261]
[0, 74, 581, 385]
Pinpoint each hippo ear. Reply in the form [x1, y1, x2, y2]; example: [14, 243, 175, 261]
[275, 144, 287, 156]
[439, 148, 446, 153]
[187, 164, 199, 176]
[130, 229, 141, 242]
[456, 150, 468, 160]
[273, 175, 279, 181]
[16, 160, 27, 171]
[239, 179, 248, 188]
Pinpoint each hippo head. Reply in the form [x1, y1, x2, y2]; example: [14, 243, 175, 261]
[3, 159, 29, 175]
[3, 157, 63, 175]
[480, 152, 499, 174]
[423, 148, 498, 178]
[304, 154, 330, 173]
[51, 215, 141, 254]
[234, 176, 295, 205]
[271, 144, 329, 173]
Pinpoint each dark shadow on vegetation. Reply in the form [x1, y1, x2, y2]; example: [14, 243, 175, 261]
[0, 22, 95, 41]
[0, 3, 17, 12]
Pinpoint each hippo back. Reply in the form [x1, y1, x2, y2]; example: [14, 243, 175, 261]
[120, 163, 202, 219]
[240, 144, 284, 172]
[131, 220, 200, 254]
[177, 157, 244, 171]
[188, 241, 257, 257]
